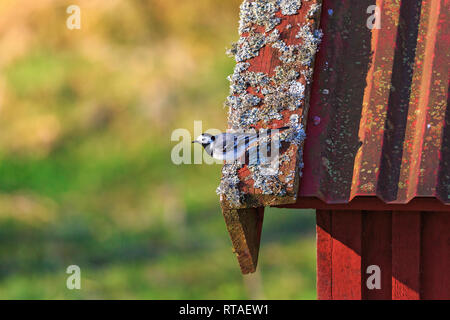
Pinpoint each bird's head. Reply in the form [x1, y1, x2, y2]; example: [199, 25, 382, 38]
[192, 133, 215, 146]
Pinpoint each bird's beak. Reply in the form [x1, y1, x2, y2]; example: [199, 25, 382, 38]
[192, 140, 197, 144]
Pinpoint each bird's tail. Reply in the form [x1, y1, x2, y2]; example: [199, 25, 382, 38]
[264, 126, 291, 137]
[249, 125, 291, 132]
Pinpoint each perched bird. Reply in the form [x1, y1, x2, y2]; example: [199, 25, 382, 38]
[192, 127, 290, 163]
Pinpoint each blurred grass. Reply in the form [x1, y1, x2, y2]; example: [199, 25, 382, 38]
[0, 0, 317, 299]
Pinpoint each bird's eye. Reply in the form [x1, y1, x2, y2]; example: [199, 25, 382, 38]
[211, 136, 215, 141]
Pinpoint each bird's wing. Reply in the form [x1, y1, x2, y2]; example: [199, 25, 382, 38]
[211, 132, 258, 162]
[211, 129, 288, 163]
[246, 129, 284, 165]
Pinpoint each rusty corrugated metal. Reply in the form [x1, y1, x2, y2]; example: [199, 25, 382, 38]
[298, 0, 450, 205]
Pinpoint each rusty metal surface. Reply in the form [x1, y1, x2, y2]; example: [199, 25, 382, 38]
[297, 0, 450, 205]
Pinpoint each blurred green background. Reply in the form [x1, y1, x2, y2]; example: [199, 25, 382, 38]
[0, 0, 316, 299]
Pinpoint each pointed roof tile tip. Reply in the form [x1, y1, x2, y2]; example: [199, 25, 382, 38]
[221, 205, 264, 274]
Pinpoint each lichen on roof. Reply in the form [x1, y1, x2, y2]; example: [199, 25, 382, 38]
[279, 0, 302, 16]
[238, 0, 281, 33]
[219, 0, 322, 208]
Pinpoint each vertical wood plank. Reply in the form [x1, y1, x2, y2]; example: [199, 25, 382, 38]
[362, 211, 392, 300]
[331, 211, 362, 300]
[392, 211, 421, 300]
[316, 210, 332, 300]
[421, 211, 450, 300]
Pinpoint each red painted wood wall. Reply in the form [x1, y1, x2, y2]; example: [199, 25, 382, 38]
[316, 210, 450, 300]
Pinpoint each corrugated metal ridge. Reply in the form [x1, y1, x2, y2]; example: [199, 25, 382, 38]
[298, 0, 450, 204]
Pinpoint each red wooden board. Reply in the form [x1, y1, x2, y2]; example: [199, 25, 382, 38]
[316, 210, 332, 300]
[392, 212, 421, 300]
[330, 211, 362, 300]
[362, 212, 392, 300]
[421, 212, 450, 299]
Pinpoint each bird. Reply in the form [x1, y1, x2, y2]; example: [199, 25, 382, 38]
[192, 127, 290, 163]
